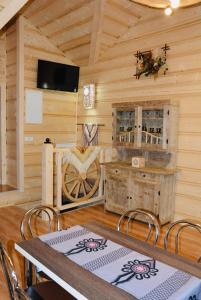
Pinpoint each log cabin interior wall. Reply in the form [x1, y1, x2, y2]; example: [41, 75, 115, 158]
[0, 0, 200, 221]
[23, 18, 77, 206]
[76, 1, 201, 221]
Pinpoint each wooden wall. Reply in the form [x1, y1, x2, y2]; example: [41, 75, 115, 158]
[23, 18, 77, 206]
[77, 6, 201, 221]
[6, 23, 17, 188]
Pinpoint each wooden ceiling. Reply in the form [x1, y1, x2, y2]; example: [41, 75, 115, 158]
[0, 0, 29, 30]
[23, 0, 161, 66]
[0, 0, 8, 12]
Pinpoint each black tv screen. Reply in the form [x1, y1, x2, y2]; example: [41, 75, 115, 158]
[37, 60, 79, 92]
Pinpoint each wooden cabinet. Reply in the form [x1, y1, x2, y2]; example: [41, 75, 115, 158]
[112, 100, 177, 151]
[105, 167, 130, 213]
[104, 162, 176, 225]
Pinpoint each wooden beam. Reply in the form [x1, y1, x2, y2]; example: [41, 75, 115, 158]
[16, 15, 24, 191]
[89, 0, 106, 65]
[0, 0, 30, 30]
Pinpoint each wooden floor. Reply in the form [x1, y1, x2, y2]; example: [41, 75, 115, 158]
[0, 185, 16, 192]
[0, 204, 200, 299]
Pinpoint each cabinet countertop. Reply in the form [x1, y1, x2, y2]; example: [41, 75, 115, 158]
[102, 161, 176, 175]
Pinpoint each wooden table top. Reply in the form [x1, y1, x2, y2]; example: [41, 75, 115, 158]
[15, 221, 201, 300]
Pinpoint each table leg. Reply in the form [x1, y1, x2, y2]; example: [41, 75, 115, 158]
[25, 259, 33, 287]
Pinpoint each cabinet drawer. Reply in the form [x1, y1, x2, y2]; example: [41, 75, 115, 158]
[105, 167, 127, 177]
[134, 172, 159, 182]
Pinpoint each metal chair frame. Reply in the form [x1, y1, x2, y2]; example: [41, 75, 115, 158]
[20, 205, 61, 285]
[20, 205, 61, 240]
[117, 208, 160, 245]
[0, 242, 29, 300]
[164, 219, 201, 262]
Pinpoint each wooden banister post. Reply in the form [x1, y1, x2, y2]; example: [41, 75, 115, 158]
[42, 143, 54, 207]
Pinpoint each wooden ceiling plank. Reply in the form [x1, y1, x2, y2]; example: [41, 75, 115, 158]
[105, 2, 138, 27]
[103, 17, 128, 38]
[40, 0, 92, 32]
[101, 32, 118, 47]
[89, 0, 106, 65]
[109, 0, 141, 18]
[104, 14, 129, 29]
[51, 21, 92, 46]
[27, 0, 90, 28]
[48, 15, 93, 39]
[65, 44, 90, 60]
[24, 0, 53, 18]
[111, 0, 161, 19]
[0, 0, 30, 30]
[59, 34, 91, 52]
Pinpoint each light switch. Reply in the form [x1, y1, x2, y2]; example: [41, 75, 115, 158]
[24, 136, 34, 142]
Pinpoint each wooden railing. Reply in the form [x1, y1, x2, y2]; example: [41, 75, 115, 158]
[118, 130, 163, 145]
[142, 131, 163, 145]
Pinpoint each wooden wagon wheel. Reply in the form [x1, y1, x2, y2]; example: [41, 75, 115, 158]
[62, 159, 100, 202]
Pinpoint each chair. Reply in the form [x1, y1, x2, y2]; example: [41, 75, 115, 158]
[117, 208, 160, 245]
[164, 219, 201, 262]
[0, 242, 75, 300]
[20, 205, 61, 284]
[20, 205, 61, 240]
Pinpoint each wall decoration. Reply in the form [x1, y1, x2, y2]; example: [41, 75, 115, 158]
[82, 124, 99, 146]
[134, 44, 170, 79]
[83, 83, 95, 109]
[77, 123, 104, 146]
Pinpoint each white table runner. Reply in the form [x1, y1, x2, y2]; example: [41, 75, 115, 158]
[39, 225, 201, 300]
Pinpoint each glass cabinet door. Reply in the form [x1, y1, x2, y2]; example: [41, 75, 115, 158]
[115, 110, 136, 144]
[141, 108, 164, 148]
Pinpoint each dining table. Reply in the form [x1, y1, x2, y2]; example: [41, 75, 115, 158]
[15, 221, 201, 300]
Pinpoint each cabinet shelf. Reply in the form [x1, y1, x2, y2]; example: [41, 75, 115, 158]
[112, 100, 176, 151]
[142, 117, 163, 120]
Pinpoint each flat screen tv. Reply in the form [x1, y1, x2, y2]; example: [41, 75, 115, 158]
[37, 60, 80, 93]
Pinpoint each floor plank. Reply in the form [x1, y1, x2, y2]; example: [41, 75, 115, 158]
[0, 204, 200, 299]
[0, 185, 16, 192]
